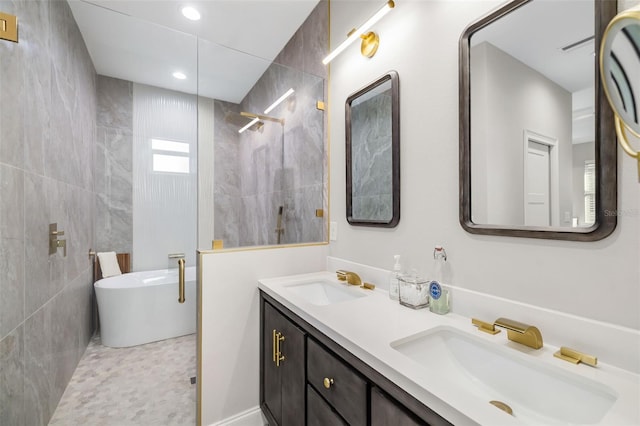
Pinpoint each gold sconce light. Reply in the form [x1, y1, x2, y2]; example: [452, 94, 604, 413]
[322, 0, 395, 64]
[599, 6, 640, 181]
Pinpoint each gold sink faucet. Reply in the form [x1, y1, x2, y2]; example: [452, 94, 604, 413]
[494, 317, 543, 349]
[336, 270, 362, 286]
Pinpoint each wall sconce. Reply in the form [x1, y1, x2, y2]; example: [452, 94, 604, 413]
[322, 0, 395, 65]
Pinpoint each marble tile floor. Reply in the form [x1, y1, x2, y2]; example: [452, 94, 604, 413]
[49, 333, 196, 426]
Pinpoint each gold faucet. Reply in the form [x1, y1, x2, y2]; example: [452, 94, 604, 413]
[493, 317, 543, 349]
[336, 270, 362, 286]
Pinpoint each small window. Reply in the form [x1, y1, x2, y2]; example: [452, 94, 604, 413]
[151, 139, 190, 174]
[584, 160, 595, 225]
[151, 139, 190, 153]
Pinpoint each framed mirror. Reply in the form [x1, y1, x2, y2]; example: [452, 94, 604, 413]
[346, 71, 400, 227]
[459, 0, 618, 241]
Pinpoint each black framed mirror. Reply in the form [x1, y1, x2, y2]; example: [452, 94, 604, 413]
[346, 71, 400, 227]
[459, 0, 618, 241]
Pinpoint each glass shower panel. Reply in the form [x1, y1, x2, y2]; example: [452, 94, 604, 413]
[197, 36, 327, 250]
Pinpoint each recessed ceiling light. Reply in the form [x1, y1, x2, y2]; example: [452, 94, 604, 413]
[181, 6, 201, 21]
[173, 71, 187, 80]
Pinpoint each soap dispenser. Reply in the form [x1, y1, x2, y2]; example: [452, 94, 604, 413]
[389, 255, 402, 301]
[429, 246, 450, 314]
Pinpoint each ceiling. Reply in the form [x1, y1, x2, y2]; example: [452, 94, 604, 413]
[471, 0, 596, 143]
[471, 0, 594, 94]
[68, 0, 320, 103]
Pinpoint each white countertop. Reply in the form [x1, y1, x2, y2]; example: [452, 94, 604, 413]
[258, 271, 640, 426]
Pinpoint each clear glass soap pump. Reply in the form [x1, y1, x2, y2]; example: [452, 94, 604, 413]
[429, 246, 450, 314]
[389, 255, 402, 301]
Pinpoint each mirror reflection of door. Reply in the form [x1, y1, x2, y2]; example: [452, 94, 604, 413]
[525, 140, 551, 226]
[469, 0, 595, 229]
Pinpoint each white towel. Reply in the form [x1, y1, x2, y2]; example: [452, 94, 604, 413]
[98, 252, 122, 278]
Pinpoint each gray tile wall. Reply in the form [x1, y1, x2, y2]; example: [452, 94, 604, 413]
[0, 1, 97, 424]
[95, 76, 133, 254]
[213, 100, 242, 248]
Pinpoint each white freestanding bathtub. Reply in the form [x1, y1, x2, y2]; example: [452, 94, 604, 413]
[94, 267, 196, 348]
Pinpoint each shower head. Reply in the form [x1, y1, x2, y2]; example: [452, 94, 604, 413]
[240, 111, 284, 125]
[224, 112, 264, 132]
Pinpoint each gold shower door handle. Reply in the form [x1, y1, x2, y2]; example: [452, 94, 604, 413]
[178, 258, 185, 303]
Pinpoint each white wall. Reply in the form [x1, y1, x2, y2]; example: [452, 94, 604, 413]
[471, 42, 573, 226]
[199, 245, 327, 426]
[328, 0, 640, 330]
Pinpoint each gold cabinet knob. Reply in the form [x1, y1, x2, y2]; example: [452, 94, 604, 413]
[323, 377, 334, 389]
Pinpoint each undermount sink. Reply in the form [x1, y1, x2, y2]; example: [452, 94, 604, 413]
[284, 280, 367, 306]
[391, 327, 618, 425]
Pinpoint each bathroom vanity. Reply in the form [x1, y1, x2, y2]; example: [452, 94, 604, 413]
[258, 272, 640, 426]
[260, 291, 449, 425]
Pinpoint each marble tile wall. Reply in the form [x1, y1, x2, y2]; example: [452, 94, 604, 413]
[213, 100, 242, 248]
[214, 0, 328, 247]
[0, 1, 97, 424]
[351, 91, 393, 221]
[95, 76, 133, 255]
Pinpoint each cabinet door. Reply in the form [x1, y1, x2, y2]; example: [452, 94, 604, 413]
[371, 387, 426, 426]
[262, 300, 306, 426]
[307, 385, 347, 426]
[263, 302, 283, 424]
[279, 311, 305, 425]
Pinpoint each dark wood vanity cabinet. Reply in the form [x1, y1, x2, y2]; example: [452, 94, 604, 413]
[307, 385, 347, 426]
[261, 301, 306, 425]
[371, 387, 425, 426]
[307, 338, 367, 425]
[260, 291, 451, 426]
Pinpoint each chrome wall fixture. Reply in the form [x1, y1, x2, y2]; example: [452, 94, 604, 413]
[322, 0, 395, 64]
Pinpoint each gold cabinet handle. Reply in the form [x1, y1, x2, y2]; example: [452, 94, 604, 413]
[272, 329, 277, 363]
[275, 332, 285, 367]
[178, 258, 185, 303]
[323, 378, 334, 389]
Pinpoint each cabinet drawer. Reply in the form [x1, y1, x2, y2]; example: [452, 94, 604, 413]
[307, 338, 367, 425]
[371, 387, 426, 426]
[307, 384, 347, 426]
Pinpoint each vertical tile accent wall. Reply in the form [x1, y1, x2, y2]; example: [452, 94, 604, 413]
[0, 1, 97, 424]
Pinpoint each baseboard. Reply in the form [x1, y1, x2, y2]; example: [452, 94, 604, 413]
[209, 406, 265, 426]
